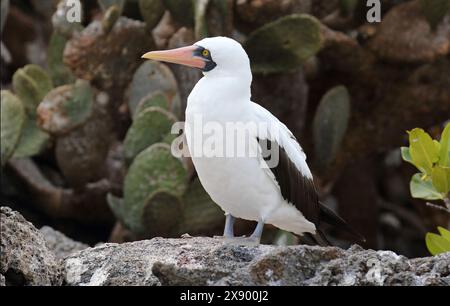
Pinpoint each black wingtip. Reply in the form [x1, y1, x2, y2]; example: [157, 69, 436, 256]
[318, 201, 366, 244]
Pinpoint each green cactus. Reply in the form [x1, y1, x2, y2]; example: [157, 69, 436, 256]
[420, 0, 450, 30]
[12, 65, 53, 116]
[127, 61, 180, 117]
[55, 104, 112, 188]
[12, 119, 50, 159]
[139, 0, 165, 30]
[133, 91, 170, 119]
[1, 91, 26, 167]
[52, 0, 84, 38]
[102, 5, 122, 33]
[112, 143, 188, 234]
[340, 0, 358, 17]
[177, 178, 225, 236]
[37, 80, 94, 135]
[313, 86, 351, 171]
[244, 14, 323, 74]
[162, 0, 195, 26]
[124, 106, 177, 163]
[48, 32, 76, 87]
[98, 0, 126, 12]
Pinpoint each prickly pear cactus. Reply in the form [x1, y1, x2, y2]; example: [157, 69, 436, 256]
[12, 119, 50, 159]
[102, 5, 122, 34]
[12, 64, 53, 116]
[244, 14, 323, 74]
[1, 91, 26, 166]
[110, 143, 188, 235]
[127, 61, 180, 117]
[55, 103, 113, 188]
[340, 0, 358, 17]
[48, 32, 76, 86]
[37, 80, 93, 135]
[133, 91, 170, 118]
[420, 0, 450, 29]
[52, 0, 84, 38]
[313, 86, 351, 171]
[162, 0, 195, 26]
[139, 0, 165, 30]
[98, 0, 126, 12]
[124, 106, 177, 163]
[178, 178, 224, 236]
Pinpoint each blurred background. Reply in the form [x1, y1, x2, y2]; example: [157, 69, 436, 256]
[1, 0, 449, 258]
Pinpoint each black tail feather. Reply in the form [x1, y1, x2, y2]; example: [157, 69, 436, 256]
[319, 201, 366, 244]
[304, 230, 331, 247]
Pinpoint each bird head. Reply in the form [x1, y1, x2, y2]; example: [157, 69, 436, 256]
[142, 36, 250, 76]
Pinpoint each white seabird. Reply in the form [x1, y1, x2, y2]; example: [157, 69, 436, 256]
[142, 37, 363, 244]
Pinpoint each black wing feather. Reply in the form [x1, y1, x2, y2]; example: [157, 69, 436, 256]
[258, 138, 364, 243]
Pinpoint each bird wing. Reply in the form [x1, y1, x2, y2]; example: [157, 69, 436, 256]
[251, 102, 321, 225]
[251, 102, 365, 243]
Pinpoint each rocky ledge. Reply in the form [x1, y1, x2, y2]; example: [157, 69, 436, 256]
[1, 207, 449, 286]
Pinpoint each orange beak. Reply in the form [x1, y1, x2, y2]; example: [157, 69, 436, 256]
[141, 45, 205, 70]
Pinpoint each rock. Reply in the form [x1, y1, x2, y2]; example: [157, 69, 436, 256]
[0, 207, 63, 286]
[39, 226, 89, 260]
[63, 236, 450, 286]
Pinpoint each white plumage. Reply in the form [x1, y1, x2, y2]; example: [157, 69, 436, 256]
[184, 37, 316, 236]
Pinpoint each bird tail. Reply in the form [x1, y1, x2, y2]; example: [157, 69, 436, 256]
[304, 230, 331, 247]
[318, 201, 366, 244]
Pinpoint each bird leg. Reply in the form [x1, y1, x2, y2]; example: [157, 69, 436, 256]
[250, 220, 265, 240]
[223, 213, 235, 238]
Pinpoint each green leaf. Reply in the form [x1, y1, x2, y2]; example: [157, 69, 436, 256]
[401, 147, 413, 164]
[408, 128, 439, 175]
[431, 166, 450, 194]
[439, 122, 450, 167]
[426, 232, 450, 256]
[410, 173, 443, 200]
[437, 227, 450, 241]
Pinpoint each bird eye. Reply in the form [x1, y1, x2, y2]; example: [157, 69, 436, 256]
[202, 49, 210, 57]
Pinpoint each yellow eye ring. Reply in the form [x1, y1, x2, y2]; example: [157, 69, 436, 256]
[202, 49, 209, 57]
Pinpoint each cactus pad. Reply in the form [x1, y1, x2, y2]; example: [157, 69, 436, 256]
[124, 106, 177, 163]
[102, 5, 122, 33]
[122, 143, 188, 234]
[313, 86, 351, 171]
[48, 32, 76, 86]
[420, 0, 450, 29]
[37, 80, 93, 135]
[244, 14, 323, 74]
[162, 0, 194, 26]
[127, 61, 179, 117]
[98, 0, 126, 12]
[1, 91, 26, 166]
[12, 64, 53, 116]
[133, 91, 170, 119]
[13, 119, 50, 159]
[139, 0, 165, 30]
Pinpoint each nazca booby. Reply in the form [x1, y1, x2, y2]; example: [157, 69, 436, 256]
[142, 37, 363, 244]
